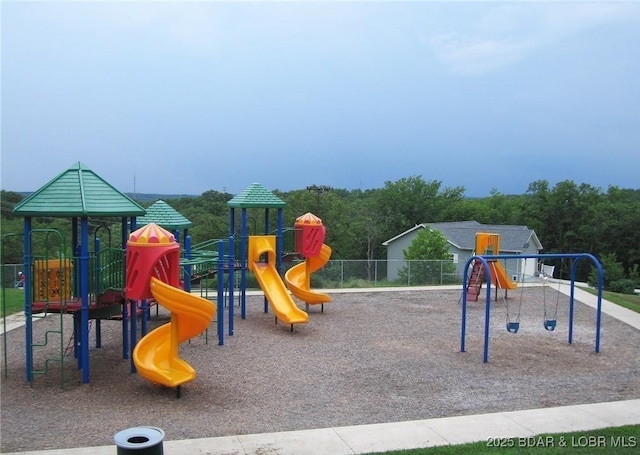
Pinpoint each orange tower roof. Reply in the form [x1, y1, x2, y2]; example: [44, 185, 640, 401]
[129, 223, 175, 245]
[295, 212, 323, 226]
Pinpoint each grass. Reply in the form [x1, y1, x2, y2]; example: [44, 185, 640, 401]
[363, 425, 639, 454]
[1, 287, 24, 317]
[580, 287, 640, 314]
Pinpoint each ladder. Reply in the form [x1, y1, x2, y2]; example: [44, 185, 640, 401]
[466, 260, 485, 301]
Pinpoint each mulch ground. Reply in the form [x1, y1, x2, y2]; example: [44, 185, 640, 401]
[1, 287, 639, 452]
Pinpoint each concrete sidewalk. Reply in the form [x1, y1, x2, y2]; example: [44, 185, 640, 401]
[4, 399, 639, 455]
[3, 285, 639, 455]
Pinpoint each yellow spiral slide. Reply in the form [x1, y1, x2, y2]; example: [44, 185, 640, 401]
[285, 244, 332, 305]
[133, 277, 216, 388]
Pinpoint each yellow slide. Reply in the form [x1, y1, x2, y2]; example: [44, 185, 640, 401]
[248, 236, 308, 325]
[133, 277, 216, 388]
[285, 244, 332, 305]
[489, 262, 518, 290]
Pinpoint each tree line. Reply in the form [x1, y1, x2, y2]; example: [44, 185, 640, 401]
[2, 176, 639, 288]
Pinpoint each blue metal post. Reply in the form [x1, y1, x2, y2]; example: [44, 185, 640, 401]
[217, 240, 224, 345]
[460, 259, 468, 353]
[228, 235, 235, 336]
[184, 235, 192, 293]
[276, 208, 283, 274]
[130, 299, 137, 373]
[241, 208, 248, 319]
[94, 237, 102, 349]
[24, 217, 32, 382]
[80, 218, 90, 383]
[140, 300, 148, 336]
[569, 262, 576, 344]
[121, 217, 129, 360]
[481, 258, 493, 363]
[263, 208, 270, 314]
[128, 217, 137, 372]
[122, 295, 129, 360]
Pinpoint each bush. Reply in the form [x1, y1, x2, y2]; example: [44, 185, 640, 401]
[607, 279, 637, 295]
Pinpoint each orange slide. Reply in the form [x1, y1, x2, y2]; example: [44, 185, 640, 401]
[133, 277, 216, 388]
[248, 236, 308, 326]
[285, 244, 332, 305]
[489, 261, 518, 290]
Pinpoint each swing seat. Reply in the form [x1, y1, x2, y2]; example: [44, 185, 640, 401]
[506, 322, 520, 333]
[544, 319, 557, 331]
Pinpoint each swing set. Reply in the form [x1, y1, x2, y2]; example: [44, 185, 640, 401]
[505, 258, 561, 334]
[460, 252, 604, 363]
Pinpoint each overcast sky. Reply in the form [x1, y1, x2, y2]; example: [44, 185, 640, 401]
[2, 1, 639, 197]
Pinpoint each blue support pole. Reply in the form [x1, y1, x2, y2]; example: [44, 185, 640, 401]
[276, 208, 283, 274]
[121, 217, 130, 360]
[263, 208, 270, 314]
[461, 253, 604, 363]
[130, 299, 137, 373]
[94, 237, 102, 349]
[128, 217, 137, 371]
[80, 218, 90, 383]
[184, 235, 192, 293]
[122, 296, 129, 360]
[240, 208, 248, 319]
[140, 300, 148, 336]
[24, 217, 32, 383]
[217, 240, 225, 346]
[228, 235, 235, 336]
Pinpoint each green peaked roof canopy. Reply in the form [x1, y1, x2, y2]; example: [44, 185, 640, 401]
[227, 182, 286, 208]
[13, 161, 146, 217]
[137, 200, 192, 230]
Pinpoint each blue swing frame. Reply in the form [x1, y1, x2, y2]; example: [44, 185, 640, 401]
[460, 253, 604, 363]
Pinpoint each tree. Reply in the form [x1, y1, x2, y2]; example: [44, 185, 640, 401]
[371, 176, 466, 251]
[398, 227, 455, 285]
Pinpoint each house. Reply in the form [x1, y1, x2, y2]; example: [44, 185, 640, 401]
[382, 220, 543, 282]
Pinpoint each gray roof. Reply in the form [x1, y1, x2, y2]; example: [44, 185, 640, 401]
[383, 220, 542, 252]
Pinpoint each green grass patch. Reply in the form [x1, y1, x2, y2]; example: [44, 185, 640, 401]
[363, 425, 639, 454]
[1, 288, 24, 317]
[580, 287, 640, 314]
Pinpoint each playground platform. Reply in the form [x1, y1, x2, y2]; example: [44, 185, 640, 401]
[2, 284, 639, 455]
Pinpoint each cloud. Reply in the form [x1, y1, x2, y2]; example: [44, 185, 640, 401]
[428, 2, 639, 75]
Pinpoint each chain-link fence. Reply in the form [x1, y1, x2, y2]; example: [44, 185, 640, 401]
[281, 259, 462, 288]
[1, 263, 25, 289]
[3, 258, 462, 291]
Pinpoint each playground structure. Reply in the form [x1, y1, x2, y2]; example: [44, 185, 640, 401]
[461, 252, 604, 363]
[226, 183, 332, 334]
[1, 162, 232, 387]
[246, 212, 333, 330]
[466, 232, 517, 302]
[3, 165, 331, 388]
[127, 223, 215, 397]
[285, 212, 332, 311]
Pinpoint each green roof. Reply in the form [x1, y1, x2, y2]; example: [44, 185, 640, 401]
[137, 200, 192, 230]
[13, 162, 146, 217]
[227, 182, 286, 208]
